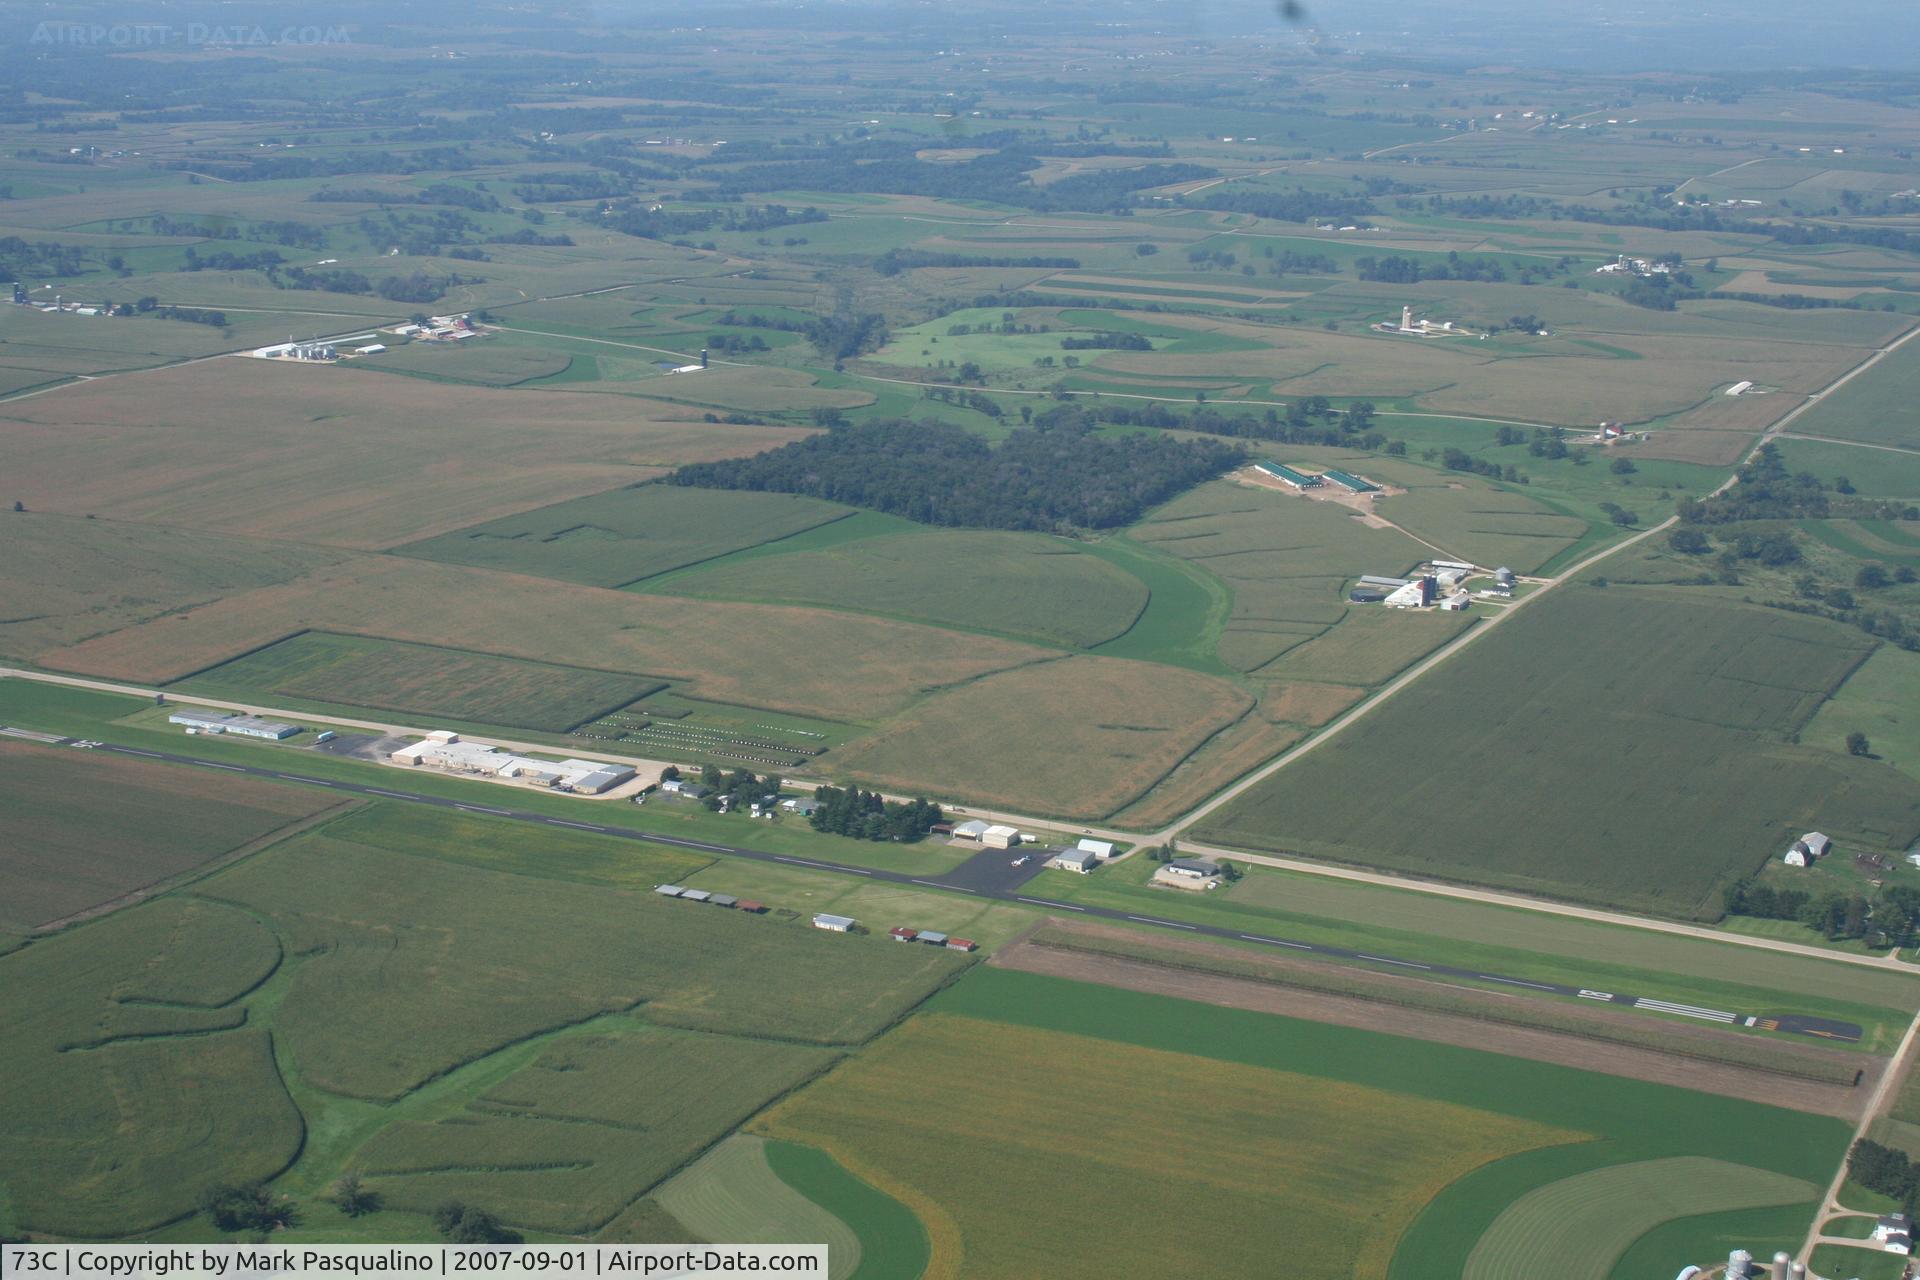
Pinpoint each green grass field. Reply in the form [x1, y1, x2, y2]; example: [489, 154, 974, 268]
[398, 485, 851, 588]
[1080, 533, 1236, 673]
[183, 631, 663, 733]
[1199, 586, 1919, 919]
[658, 519, 1144, 644]
[208, 828, 971, 1101]
[1809, 1244, 1911, 1280]
[663, 526, 1149, 649]
[0, 896, 303, 1235]
[762, 1140, 930, 1280]
[0, 739, 335, 932]
[653, 1137, 871, 1280]
[1805, 644, 1920, 785]
[1462, 1158, 1819, 1280]
[1773, 437, 1920, 499]
[0, 789, 975, 1238]
[354, 1027, 837, 1234]
[1786, 335, 1920, 447]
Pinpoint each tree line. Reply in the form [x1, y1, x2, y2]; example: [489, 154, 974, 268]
[1060, 332, 1151, 350]
[1725, 878, 1920, 947]
[874, 249, 1081, 275]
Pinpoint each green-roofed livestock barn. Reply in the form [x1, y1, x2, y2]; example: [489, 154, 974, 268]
[1256, 460, 1322, 489]
[1323, 469, 1380, 493]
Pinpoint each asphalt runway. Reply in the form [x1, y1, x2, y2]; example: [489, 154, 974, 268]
[65, 736, 1864, 1044]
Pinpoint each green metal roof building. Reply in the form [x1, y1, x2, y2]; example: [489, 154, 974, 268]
[1256, 460, 1322, 488]
[1323, 468, 1380, 493]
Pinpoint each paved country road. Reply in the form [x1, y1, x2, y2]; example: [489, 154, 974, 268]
[33, 733, 1865, 1045]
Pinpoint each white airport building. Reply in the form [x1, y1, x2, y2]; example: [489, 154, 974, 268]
[168, 710, 301, 740]
[390, 731, 635, 793]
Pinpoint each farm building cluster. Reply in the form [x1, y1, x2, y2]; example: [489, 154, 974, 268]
[1715, 1249, 1812, 1279]
[1350, 562, 1516, 611]
[1594, 254, 1676, 277]
[1256, 459, 1381, 494]
[389, 730, 637, 793]
[1372, 304, 1481, 338]
[390, 312, 479, 342]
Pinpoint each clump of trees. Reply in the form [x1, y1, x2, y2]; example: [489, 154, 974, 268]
[803, 311, 888, 360]
[807, 785, 943, 842]
[1850, 1140, 1920, 1205]
[201, 1183, 296, 1233]
[328, 1171, 380, 1218]
[434, 1202, 521, 1244]
[669, 418, 1244, 532]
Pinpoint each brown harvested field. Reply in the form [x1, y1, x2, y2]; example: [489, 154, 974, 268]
[994, 926, 1870, 1118]
[0, 360, 811, 549]
[1103, 715, 1303, 831]
[1632, 429, 1767, 466]
[0, 514, 349, 662]
[1414, 337, 1863, 424]
[39, 556, 1049, 724]
[830, 656, 1254, 819]
[1094, 329, 1869, 427]
[1651, 390, 1797, 435]
[0, 740, 340, 931]
[1260, 680, 1367, 726]
[569, 365, 875, 414]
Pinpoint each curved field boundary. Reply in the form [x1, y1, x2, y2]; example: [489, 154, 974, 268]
[765, 1139, 932, 1280]
[1462, 1156, 1819, 1280]
[655, 1136, 866, 1280]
